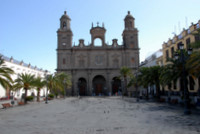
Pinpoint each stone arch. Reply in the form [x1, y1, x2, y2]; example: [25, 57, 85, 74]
[63, 21, 67, 28]
[111, 77, 122, 95]
[92, 75, 106, 96]
[94, 38, 103, 46]
[78, 77, 87, 96]
[90, 27, 106, 46]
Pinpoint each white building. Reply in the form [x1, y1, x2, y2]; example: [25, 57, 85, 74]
[0, 54, 50, 100]
[139, 49, 163, 98]
[140, 49, 163, 67]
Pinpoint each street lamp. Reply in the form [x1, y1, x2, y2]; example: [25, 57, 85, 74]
[174, 43, 192, 115]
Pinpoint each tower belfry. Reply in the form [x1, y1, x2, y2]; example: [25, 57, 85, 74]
[57, 11, 73, 48]
[122, 11, 138, 48]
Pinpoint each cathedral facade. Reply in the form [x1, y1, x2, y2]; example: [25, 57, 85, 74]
[56, 11, 139, 96]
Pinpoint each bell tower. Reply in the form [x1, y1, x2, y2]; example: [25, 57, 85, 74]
[57, 11, 73, 49]
[122, 11, 138, 49]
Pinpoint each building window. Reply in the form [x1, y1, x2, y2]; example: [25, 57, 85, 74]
[63, 58, 66, 64]
[186, 38, 191, 49]
[171, 47, 174, 58]
[195, 35, 200, 42]
[166, 50, 169, 60]
[95, 55, 103, 65]
[113, 59, 119, 68]
[189, 76, 195, 90]
[79, 60, 85, 67]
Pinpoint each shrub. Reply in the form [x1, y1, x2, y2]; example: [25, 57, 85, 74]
[48, 94, 54, 99]
[25, 96, 34, 101]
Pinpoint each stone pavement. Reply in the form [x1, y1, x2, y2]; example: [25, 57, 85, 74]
[0, 97, 200, 134]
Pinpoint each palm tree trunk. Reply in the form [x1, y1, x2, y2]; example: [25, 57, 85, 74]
[124, 76, 127, 96]
[156, 82, 160, 99]
[146, 87, 149, 100]
[24, 88, 27, 104]
[37, 89, 40, 102]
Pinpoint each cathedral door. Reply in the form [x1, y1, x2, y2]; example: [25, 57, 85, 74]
[96, 84, 102, 95]
[112, 77, 121, 95]
[93, 75, 106, 96]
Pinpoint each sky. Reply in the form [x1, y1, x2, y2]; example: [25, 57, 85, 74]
[0, 0, 200, 73]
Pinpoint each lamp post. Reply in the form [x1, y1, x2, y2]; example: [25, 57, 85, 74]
[175, 43, 192, 115]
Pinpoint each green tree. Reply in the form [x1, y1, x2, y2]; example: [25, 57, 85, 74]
[33, 76, 46, 102]
[149, 66, 162, 98]
[46, 74, 63, 97]
[15, 73, 35, 103]
[137, 67, 152, 99]
[55, 72, 72, 97]
[186, 51, 200, 78]
[0, 56, 14, 89]
[120, 66, 132, 96]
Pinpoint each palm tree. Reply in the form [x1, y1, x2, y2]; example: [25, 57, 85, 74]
[120, 66, 132, 96]
[46, 74, 63, 97]
[55, 72, 72, 97]
[15, 73, 35, 103]
[137, 67, 152, 99]
[0, 56, 14, 90]
[33, 76, 46, 102]
[149, 66, 162, 99]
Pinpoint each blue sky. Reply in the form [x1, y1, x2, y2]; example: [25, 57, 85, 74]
[0, 0, 200, 73]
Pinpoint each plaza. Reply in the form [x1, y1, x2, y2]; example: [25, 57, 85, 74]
[0, 97, 199, 134]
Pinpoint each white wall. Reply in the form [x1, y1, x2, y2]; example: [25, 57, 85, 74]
[0, 56, 50, 99]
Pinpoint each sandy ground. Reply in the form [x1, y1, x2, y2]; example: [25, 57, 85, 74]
[0, 97, 200, 134]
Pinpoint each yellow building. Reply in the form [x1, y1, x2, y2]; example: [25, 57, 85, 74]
[162, 20, 200, 94]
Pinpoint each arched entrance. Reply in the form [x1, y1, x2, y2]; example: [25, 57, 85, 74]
[92, 75, 106, 96]
[78, 78, 87, 96]
[112, 77, 121, 95]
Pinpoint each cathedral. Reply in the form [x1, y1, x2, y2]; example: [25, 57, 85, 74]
[56, 11, 139, 96]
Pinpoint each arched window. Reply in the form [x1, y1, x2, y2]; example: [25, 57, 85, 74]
[94, 38, 102, 46]
[63, 22, 67, 28]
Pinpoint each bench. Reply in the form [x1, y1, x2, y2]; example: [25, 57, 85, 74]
[18, 102, 25, 106]
[2, 103, 12, 109]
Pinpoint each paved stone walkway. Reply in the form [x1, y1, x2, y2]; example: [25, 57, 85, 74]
[0, 97, 199, 134]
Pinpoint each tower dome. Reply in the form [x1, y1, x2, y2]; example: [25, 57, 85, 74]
[124, 11, 135, 20]
[60, 11, 71, 20]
